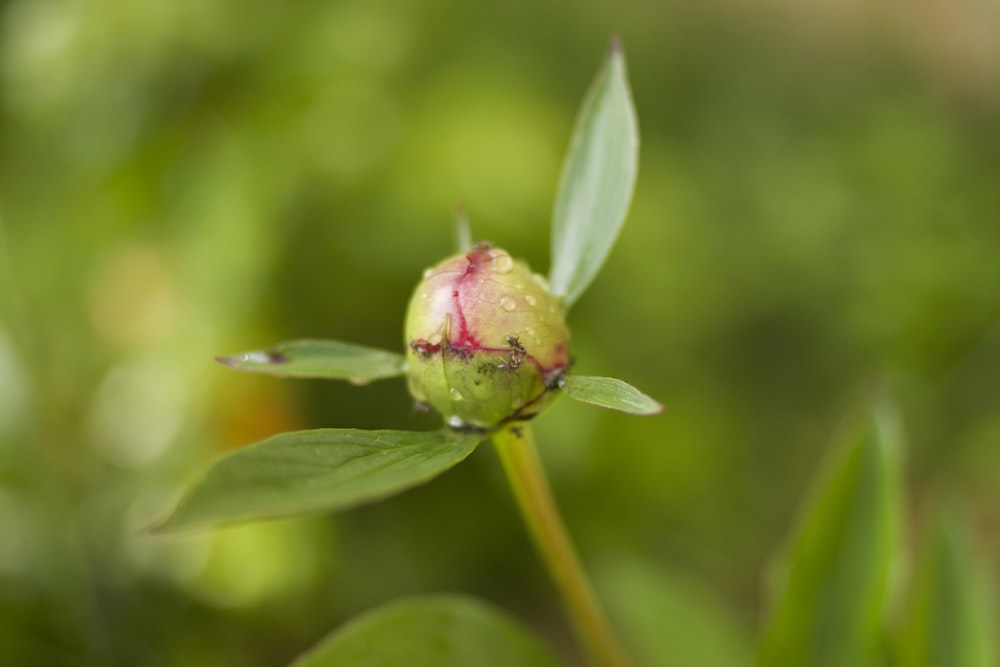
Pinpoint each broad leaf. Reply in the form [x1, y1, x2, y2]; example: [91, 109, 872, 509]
[561, 375, 662, 415]
[291, 594, 561, 667]
[549, 38, 639, 309]
[758, 398, 903, 667]
[154, 428, 483, 533]
[597, 553, 753, 667]
[894, 505, 998, 667]
[216, 339, 405, 384]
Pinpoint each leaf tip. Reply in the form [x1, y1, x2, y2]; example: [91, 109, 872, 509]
[141, 514, 174, 537]
[215, 354, 237, 368]
[609, 33, 623, 54]
[645, 400, 666, 416]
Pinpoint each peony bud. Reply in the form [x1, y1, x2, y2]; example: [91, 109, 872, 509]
[404, 243, 570, 429]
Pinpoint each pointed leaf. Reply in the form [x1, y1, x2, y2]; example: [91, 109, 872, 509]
[549, 38, 639, 308]
[154, 428, 483, 533]
[291, 595, 561, 667]
[895, 505, 998, 667]
[759, 398, 903, 667]
[561, 375, 663, 415]
[216, 339, 406, 384]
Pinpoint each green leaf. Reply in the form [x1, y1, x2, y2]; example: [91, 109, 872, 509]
[549, 38, 639, 309]
[597, 553, 754, 667]
[216, 339, 406, 384]
[454, 204, 473, 253]
[153, 428, 483, 533]
[291, 594, 562, 667]
[758, 398, 903, 667]
[561, 375, 663, 415]
[894, 504, 998, 667]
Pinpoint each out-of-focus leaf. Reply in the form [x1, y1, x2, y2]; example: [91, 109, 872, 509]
[454, 205, 473, 253]
[894, 505, 998, 667]
[216, 339, 405, 384]
[549, 38, 638, 309]
[561, 375, 663, 415]
[290, 594, 562, 667]
[153, 429, 483, 533]
[597, 553, 753, 667]
[758, 398, 903, 667]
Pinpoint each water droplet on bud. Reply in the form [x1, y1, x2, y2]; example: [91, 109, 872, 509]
[449, 387, 464, 401]
[447, 415, 467, 429]
[423, 268, 433, 279]
[499, 296, 516, 311]
[524, 295, 537, 307]
[490, 250, 514, 274]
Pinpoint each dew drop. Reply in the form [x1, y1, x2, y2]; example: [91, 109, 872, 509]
[449, 387, 464, 401]
[423, 268, 433, 279]
[524, 295, 537, 307]
[490, 250, 514, 274]
[420, 292, 428, 300]
[447, 415, 467, 429]
[233, 350, 288, 365]
[500, 296, 516, 311]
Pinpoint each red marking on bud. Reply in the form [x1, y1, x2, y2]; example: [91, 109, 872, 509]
[405, 243, 570, 427]
[445, 248, 494, 348]
[409, 340, 441, 357]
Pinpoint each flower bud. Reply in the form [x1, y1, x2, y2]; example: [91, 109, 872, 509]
[404, 243, 570, 429]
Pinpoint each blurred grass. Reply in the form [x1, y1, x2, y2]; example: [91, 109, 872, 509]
[1, 0, 999, 665]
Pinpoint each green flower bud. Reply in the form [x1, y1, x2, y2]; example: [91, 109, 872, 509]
[404, 243, 570, 429]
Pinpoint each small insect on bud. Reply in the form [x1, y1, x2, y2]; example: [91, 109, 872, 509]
[404, 243, 570, 429]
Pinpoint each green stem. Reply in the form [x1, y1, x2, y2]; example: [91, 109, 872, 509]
[492, 422, 632, 667]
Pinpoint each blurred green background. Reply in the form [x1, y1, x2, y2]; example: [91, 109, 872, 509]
[2, 0, 998, 665]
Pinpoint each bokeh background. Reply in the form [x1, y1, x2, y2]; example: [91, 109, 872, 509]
[2, 0, 998, 665]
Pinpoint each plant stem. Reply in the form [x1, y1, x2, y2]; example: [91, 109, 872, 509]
[492, 422, 632, 667]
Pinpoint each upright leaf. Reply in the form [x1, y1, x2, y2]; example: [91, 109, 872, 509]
[894, 505, 998, 667]
[153, 428, 483, 533]
[216, 339, 406, 384]
[291, 595, 562, 667]
[549, 38, 639, 309]
[561, 375, 663, 415]
[758, 398, 903, 667]
[454, 205, 473, 253]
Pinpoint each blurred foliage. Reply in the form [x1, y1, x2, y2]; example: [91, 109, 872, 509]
[290, 595, 561, 667]
[758, 398, 902, 667]
[894, 502, 998, 667]
[1, 0, 999, 665]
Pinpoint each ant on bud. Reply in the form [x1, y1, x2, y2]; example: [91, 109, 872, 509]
[498, 335, 527, 371]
